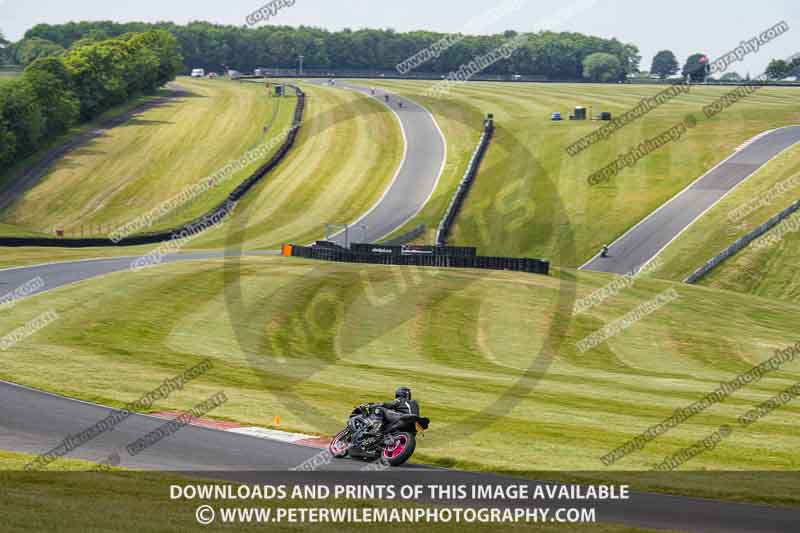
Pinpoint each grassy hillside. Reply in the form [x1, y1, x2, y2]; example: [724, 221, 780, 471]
[646, 143, 800, 297]
[0, 77, 293, 236]
[1, 257, 798, 503]
[365, 81, 800, 266]
[698, 213, 800, 300]
[187, 81, 403, 250]
[0, 80, 403, 259]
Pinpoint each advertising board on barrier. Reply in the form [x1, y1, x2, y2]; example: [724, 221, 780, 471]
[349, 244, 478, 257]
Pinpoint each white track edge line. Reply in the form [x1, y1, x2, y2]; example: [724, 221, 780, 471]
[639, 137, 800, 276]
[578, 126, 800, 271]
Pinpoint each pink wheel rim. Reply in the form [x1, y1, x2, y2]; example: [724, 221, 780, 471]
[330, 433, 348, 454]
[382, 434, 407, 459]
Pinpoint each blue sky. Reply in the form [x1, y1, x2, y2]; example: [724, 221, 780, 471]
[1, 0, 797, 74]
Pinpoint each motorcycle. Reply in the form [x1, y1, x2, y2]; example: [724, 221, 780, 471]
[329, 403, 430, 466]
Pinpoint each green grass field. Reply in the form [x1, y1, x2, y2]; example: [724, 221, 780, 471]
[365, 80, 800, 266]
[0, 77, 296, 237]
[1, 256, 798, 503]
[700, 213, 800, 300]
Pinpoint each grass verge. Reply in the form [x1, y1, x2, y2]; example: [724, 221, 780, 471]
[0, 257, 798, 504]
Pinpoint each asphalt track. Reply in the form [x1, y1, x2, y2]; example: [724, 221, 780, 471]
[305, 80, 446, 245]
[2, 380, 798, 532]
[581, 125, 800, 274]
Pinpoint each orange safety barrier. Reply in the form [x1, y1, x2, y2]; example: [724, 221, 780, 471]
[281, 244, 293, 257]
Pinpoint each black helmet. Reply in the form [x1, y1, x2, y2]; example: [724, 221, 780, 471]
[395, 387, 411, 401]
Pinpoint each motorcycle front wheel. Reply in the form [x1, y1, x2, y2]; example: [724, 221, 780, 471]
[329, 430, 351, 458]
[381, 432, 416, 466]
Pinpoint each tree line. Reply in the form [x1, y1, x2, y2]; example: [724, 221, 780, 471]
[0, 30, 181, 169]
[650, 49, 799, 81]
[7, 21, 641, 80]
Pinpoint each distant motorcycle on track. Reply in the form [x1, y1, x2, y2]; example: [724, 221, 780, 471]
[329, 403, 430, 466]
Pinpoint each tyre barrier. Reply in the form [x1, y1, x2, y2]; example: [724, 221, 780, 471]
[0, 86, 306, 248]
[288, 244, 549, 276]
[435, 117, 495, 247]
[684, 198, 800, 284]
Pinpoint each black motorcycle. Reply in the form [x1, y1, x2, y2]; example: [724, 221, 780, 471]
[329, 403, 430, 466]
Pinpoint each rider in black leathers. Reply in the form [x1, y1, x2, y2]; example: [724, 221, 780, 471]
[379, 387, 419, 415]
[356, 387, 419, 446]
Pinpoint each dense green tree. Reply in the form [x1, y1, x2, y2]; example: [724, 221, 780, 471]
[0, 78, 45, 156]
[126, 31, 182, 89]
[650, 50, 679, 79]
[0, 30, 182, 170]
[582, 52, 622, 82]
[14, 37, 65, 65]
[0, 90, 16, 167]
[24, 57, 80, 135]
[20, 21, 639, 81]
[683, 53, 709, 82]
[62, 39, 127, 118]
[764, 57, 800, 80]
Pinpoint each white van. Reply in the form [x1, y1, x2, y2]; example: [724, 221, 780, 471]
[191, 68, 205, 78]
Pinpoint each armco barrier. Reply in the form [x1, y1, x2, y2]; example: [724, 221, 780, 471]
[436, 117, 495, 247]
[290, 244, 549, 276]
[685, 198, 800, 284]
[0, 86, 306, 248]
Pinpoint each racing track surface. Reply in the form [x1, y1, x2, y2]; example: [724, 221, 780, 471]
[581, 126, 800, 274]
[305, 80, 446, 245]
[1, 380, 798, 533]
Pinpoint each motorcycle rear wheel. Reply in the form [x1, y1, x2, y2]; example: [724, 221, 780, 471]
[381, 432, 416, 466]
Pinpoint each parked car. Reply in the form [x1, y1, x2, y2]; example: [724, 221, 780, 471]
[191, 68, 205, 78]
[551, 112, 563, 121]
